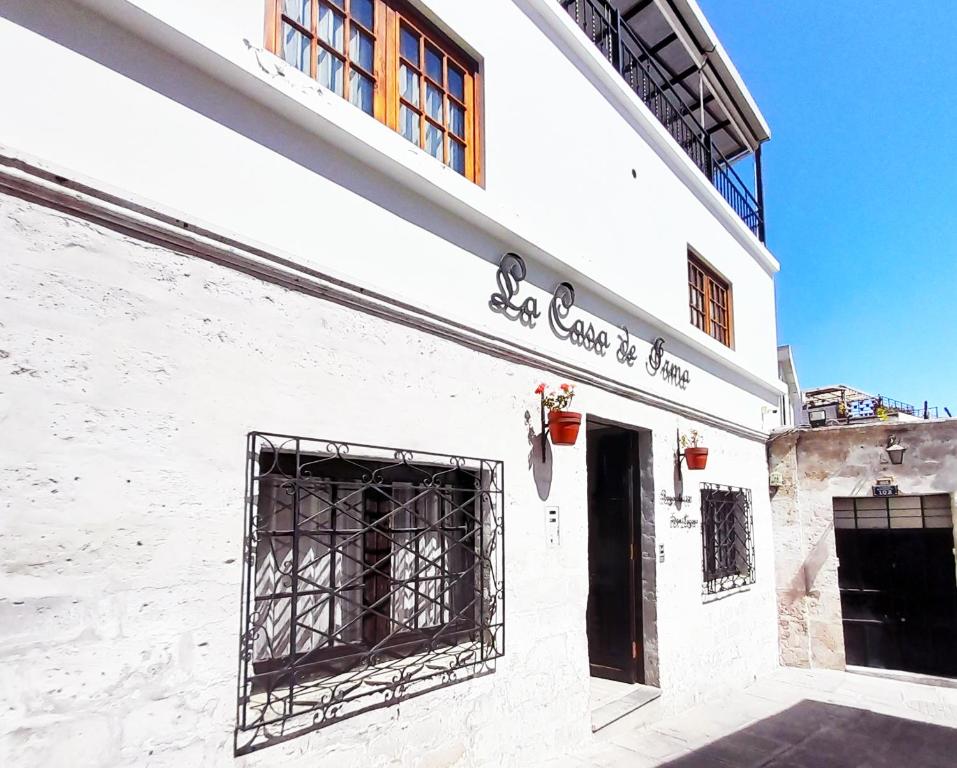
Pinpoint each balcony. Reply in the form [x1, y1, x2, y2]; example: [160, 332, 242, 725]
[560, 0, 767, 241]
[804, 386, 945, 425]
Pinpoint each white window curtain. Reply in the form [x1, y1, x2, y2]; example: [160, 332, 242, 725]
[392, 483, 447, 632]
[254, 478, 364, 663]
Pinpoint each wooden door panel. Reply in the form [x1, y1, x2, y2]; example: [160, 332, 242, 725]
[586, 429, 640, 683]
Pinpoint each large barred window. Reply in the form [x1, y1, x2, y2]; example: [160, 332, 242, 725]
[235, 433, 504, 754]
[701, 484, 754, 595]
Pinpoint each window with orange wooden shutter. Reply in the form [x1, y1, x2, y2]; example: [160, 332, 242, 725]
[688, 252, 734, 347]
[266, 0, 482, 182]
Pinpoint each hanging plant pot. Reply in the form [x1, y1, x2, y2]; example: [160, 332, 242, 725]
[684, 447, 709, 470]
[548, 410, 582, 446]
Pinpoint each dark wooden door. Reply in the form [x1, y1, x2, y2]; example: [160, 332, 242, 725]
[836, 528, 957, 677]
[586, 428, 641, 683]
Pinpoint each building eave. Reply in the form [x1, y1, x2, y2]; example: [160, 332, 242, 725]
[660, 0, 771, 148]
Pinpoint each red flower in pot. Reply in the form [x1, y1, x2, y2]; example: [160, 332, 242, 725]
[681, 429, 708, 470]
[539, 383, 581, 446]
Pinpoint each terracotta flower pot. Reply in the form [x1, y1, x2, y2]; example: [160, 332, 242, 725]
[548, 411, 582, 446]
[684, 447, 709, 470]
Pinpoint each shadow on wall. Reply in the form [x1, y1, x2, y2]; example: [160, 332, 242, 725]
[777, 521, 836, 602]
[660, 699, 957, 768]
[801, 522, 834, 597]
[671, 449, 685, 512]
[526, 409, 553, 500]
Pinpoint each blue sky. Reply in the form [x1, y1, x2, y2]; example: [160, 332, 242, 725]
[699, 0, 957, 413]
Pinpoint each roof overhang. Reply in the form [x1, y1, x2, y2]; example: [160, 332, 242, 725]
[776, 345, 801, 394]
[613, 0, 771, 162]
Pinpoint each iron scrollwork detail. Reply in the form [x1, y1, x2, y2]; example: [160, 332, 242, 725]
[549, 281, 610, 355]
[235, 433, 505, 755]
[488, 252, 540, 326]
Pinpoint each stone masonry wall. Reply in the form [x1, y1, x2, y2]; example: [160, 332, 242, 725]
[769, 421, 957, 670]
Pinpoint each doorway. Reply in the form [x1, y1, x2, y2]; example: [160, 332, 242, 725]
[834, 495, 957, 678]
[586, 423, 643, 683]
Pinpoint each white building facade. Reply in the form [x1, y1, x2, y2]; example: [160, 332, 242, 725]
[0, 1, 784, 765]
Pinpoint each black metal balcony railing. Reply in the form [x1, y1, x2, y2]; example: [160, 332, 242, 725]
[858, 397, 940, 421]
[560, 0, 765, 240]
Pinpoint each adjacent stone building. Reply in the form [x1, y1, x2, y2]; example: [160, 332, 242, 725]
[770, 420, 957, 678]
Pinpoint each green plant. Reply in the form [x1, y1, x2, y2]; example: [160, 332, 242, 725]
[680, 429, 703, 449]
[535, 382, 576, 412]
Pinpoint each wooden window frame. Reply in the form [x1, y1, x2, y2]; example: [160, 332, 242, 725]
[265, 0, 483, 184]
[688, 251, 734, 348]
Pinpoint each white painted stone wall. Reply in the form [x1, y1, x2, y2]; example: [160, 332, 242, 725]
[1, 194, 778, 765]
[0, 0, 781, 428]
[1, 0, 783, 763]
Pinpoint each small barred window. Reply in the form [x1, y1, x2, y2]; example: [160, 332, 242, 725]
[701, 484, 754, 594]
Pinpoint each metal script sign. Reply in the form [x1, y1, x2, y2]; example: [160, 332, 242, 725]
[669, 514, 699, 529]
[489, 253, 691, 389]
[548, 281, 611, 354]
[873, 485, 899, 497]
[488, 253, 540, 326]
[645, 337, 690, 390]
[660, 490, 692, 506]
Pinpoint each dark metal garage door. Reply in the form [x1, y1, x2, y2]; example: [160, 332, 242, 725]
[834, 495, 957, 677]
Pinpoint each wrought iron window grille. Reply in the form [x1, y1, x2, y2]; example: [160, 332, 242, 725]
[236, 433, 505, 755]
[700, 484, 754, 595]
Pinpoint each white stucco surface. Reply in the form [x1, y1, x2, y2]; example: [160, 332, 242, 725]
[0, 194, 778, 765]
[0, 0, 781, 417]
[1, 0, 784, 763]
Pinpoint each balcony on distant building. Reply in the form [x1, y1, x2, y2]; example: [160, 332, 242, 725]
[803, 385, 942, 427]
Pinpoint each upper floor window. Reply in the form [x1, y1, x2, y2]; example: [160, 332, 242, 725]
[268, 0, 481, 182]
[688, 253, 733, 347]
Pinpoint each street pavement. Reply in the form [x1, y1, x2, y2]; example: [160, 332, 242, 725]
[549, 666, 957, 767]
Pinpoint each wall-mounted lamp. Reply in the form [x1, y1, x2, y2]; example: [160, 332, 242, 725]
[886, 436, 907, 465]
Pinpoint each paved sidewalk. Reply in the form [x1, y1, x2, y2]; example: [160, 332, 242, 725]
[553, 667, 957, 767]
